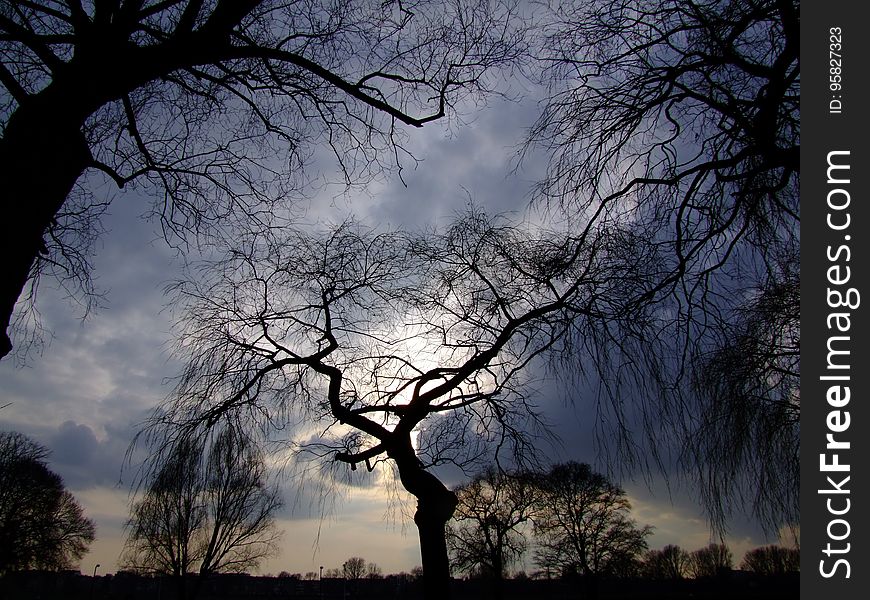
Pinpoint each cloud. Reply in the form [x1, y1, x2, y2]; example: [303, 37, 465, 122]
[0, 418, 136, 491]
[51, 420, 99, 469]
[0, 219, 178, 439]
[304, 95, 547, 231]
[54, 420, 139, 490]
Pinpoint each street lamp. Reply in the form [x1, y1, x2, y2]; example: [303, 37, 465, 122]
[319, 565, 324, 600]
[90, 564, 101, 600]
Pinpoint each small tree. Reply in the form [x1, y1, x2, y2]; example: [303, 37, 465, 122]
[741, 545, 799, 575]
[366, 562, 383, 579]
[0, 431, 96, 574]
[688, 543, 733, 579]
[643, 545, 689, 580]
[342, 556, 367, 580]
[122, 427, 282, 598]
[448, 468, 537, 582]
[532, 462, 652, 578]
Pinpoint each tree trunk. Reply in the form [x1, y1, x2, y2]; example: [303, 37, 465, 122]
[491, 551, 505, 600]
[391, 443, 458, 600]
[0, 94, 92, 359]
[414, 495, 456, 598]
[175, 573, 189, 600]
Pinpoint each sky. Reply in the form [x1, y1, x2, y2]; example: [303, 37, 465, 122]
[0, 89, 785, 577]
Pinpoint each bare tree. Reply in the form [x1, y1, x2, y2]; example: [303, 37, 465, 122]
[447, 467, 537, 597]
[122, 427, 282, 599]
[342, 556, 366, 580]
[0, 431, 96, 574]
[687, 543, 732, 579]
[142, 208, 651, 599]
[525, 0, 799, 534]
[123, 436, 203, 582]
[366, 561, 383, 579]
[532, 462, 651, 578]
[0, 0, 526, 359]
[642, 544, 689, 580]
[688, 265, 799, 533]
[740, 545, 799, 575]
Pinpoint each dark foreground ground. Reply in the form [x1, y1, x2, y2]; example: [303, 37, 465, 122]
[0, 570, 799, 600]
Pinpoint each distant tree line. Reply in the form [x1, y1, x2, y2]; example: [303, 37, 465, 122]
[447, 462, 799, 589]
[277, 538, 796, 590]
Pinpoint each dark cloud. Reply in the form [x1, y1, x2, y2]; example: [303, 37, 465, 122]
[51, 420, 99, 468]
[365, 97, 547, 230]
[0, 416, 138, 492]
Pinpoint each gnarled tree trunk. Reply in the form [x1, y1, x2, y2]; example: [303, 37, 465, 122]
[392, 442, 458, 600]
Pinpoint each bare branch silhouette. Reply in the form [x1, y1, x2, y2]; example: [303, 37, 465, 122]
[447, 466, 537, 596]
[0, 0, 527, 359]
[138, 208, 657, 599]
[532, 462, 652, 579]
[524, 0, 799, 533]
[122, 426, 282, 600]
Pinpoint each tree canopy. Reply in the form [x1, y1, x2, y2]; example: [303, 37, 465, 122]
[0, 0, 525, 359]
[447, 462, 653, 589]
[526, 0, 799, 533]
[122, 426, 282, 596]
[447, 467, 537, 580]
[687, 543, 733, 578]
[0, 430, 96, 574]
[642, 544, 690, 580]
[740, 544, 799, 575]
[140, 210, 659, 598]
[532, 462, 651, 578]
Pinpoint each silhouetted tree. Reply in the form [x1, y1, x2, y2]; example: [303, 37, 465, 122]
[142, 209, 653, 600]
[688, 543, 732, 578]
[342, 556, 366, 580]
[122, 427, 281, 599]
[366, 562, 383, 579]
[0, 431, 95, 574]
[525, 0, 799, 534]
[532, 462, 652, 578]
[688, 267, 799, 533]
[0, 0, 526, 359]
[447, 467, 537, 598]
[740, 544, 799, 575]
[643, 544, 689, 580]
